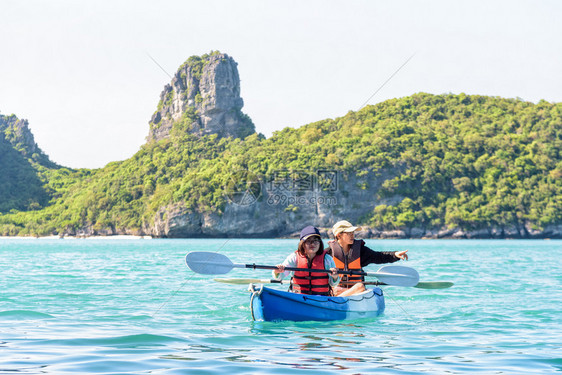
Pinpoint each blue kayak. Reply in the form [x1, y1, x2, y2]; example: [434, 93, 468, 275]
[249, 285, 385, 322]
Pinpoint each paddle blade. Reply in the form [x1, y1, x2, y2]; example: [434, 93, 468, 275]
[185, 252, 234, 275]
[414, 281, 454, 289]
[374, 265, 419, 287]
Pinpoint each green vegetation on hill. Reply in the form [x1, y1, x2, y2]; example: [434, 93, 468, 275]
[0, 134, 51, 213]
[356, 94, 562, 230]
[1, 93, 561, 236]
[0, 114, 57, 215]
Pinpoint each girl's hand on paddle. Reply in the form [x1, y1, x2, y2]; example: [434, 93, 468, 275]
[275, 264, 285, 274]
[395, 250, 409, 260]
[329, 267, 338, 276]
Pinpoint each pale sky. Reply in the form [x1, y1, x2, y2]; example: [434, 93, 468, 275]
[1, 0, 561, 169]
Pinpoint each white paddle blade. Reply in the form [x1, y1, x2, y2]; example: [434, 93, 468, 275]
[185, 252, 234, 275]
[375, 265, 420, 287]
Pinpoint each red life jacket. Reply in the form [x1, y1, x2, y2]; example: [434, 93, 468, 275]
[329, 240, 364, 288]
[291, 250, 331, 296]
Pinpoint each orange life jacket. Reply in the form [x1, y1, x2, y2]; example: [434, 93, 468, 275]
[329, 240, 364, 288]
[291, 250, 331, 296]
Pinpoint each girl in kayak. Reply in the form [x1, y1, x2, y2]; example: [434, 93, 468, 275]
[273, 225, 343, 296]
[328, 220, 409, 296]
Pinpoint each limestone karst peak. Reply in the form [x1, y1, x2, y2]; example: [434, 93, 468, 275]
[147, 51, 255, 142]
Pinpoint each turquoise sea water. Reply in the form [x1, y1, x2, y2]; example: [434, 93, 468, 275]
[0, 238, 561, 374]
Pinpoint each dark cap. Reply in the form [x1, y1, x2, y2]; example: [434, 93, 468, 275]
[300, 225, 321, 241]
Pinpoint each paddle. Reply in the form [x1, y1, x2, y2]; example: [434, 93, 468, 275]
[215, 278, 284, 285]
[185, 251, 420, 287]
[342, 280, 453, 289]
[214, 278, 453, 289]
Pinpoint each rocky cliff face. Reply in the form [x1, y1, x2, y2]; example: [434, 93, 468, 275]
[147, 52, 255, 142]
[143, 167, 562, 239]
[1, 115, 39, 156]
[144, 170, 402, 238]
[0, 114, 54, 166]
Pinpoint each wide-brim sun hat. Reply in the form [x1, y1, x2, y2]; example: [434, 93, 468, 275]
[332, 220, 361, 236]
[300, 225, 321, 241]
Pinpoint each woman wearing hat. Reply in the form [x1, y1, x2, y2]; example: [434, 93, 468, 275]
[328, 220, 409, 296]
[273, 225, 340, 296]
